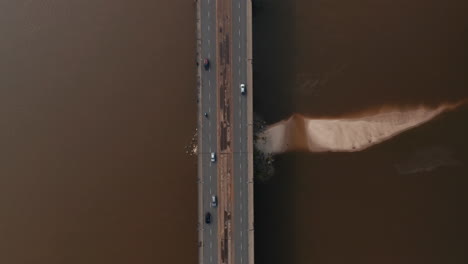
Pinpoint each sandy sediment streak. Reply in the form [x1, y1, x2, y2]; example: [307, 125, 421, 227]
[257, 102, 464, 154]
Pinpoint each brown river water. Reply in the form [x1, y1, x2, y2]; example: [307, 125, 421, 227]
[1, 0, 467, 263]
[253, 0, 468, 264]
[0, 1, 197, 263]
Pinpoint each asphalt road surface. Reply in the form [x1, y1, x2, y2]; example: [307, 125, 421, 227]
[200, 0, 218, 263]
[200, 0, 250, 263]
[231, 1, 250, 264]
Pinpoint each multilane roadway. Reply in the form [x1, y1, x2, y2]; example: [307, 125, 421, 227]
[199, 0, 219, 263]
[198, 0, 252, 263]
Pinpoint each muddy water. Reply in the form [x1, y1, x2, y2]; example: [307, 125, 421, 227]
[254, 0, 468, 263]
[0, 1, 198, 263]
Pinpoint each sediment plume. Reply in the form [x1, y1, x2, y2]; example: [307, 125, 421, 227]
[256, 102, 464, 154]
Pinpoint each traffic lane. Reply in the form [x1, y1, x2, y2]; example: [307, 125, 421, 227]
[234, 100, 249, 264]
[200, 0, 218, 262]
[231, 1, 250, 263]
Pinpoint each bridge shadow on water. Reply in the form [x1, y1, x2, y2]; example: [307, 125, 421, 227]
[253, 0, 296, 263]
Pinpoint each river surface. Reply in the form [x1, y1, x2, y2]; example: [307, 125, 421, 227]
[1, 0, 467, 263]
[0, 1, 197, 263]
[253, 0, 468, 263]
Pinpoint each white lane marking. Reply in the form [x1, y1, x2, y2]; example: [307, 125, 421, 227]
[210, 256, 213, 263]
[208, 0, 210, 4]
[240, 189, 242, 197]
[239, 2, 241, 8]
[240, 217, 243, 223]
[209, 80, 211, 86]
[241, 257, 243, 264]
[208, 39, 210, 46]
[210, 228, 212, 235]
[239, 43, 241, 49]
[238, 56, 241, 62]
[208, 53, 211, 59]
[210, 175, 212, 181]
[240, 231, 243, 237]
[209, 106, 211, 113]
[209, 133, 211, 141]
[210, 188, 212, 194]
[239, 110, 241, 118]
[239, 123, 241, 129]
[239, 16, 240, 22]
[208, 12, 210, 18]
[208, 25, 210, 31]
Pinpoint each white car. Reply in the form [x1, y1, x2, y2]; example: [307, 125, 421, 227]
[210, 152, 216, 163]
[240, 83, 246, 95]
[211, 195, 218, 207]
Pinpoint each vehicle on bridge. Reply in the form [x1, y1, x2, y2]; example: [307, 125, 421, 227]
[211, 195, 218, 208]
[211, 152, 216, 163]
[205, 212, 212, 224]
[203, 58, 210, 70]
[240, 83, 246, 95]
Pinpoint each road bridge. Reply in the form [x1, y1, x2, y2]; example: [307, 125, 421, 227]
[196, 0, 254, 264]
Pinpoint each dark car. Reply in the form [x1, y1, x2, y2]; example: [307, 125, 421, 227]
[205, 212, 212, 224]
[203, 58, 210, 70]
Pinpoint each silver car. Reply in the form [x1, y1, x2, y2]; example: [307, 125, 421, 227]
[210, 152, 216, 163]
[211, 195, 218, 207]
[240, 83, 246, 95]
